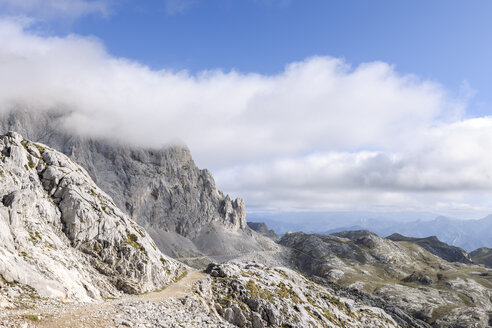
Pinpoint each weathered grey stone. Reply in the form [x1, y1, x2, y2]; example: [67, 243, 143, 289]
[0, 132, 183, 303]
[280, 230, 492, 327]
[251, 312, 264, 328]
[208, 262, 399, 328]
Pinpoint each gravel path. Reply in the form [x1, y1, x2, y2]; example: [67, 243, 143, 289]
[1, 270, 227, 328]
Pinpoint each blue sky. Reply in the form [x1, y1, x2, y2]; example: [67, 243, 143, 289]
[66, 0, 492, 116]
[2, 0, 492, 217]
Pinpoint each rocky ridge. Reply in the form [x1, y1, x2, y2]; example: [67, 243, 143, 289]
[386, 233, 472, 264]
[280, 230, 492, 327]
[470, 247, 492, 269]
[0, 131, 183, 306]
[247, 222, 280, 242]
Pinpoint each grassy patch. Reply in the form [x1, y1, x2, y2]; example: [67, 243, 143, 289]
[429, 305, 458, 324]
[20, 140, 28, 151]
[101, 205, 109, 215]
[276, 282, 303, 304]
[125, 231, 146, 253]
[34, 143, 45, 155]
[245, 279, 276, 301]
[174, 270, 188, 283]
[23, 314, 40, 322]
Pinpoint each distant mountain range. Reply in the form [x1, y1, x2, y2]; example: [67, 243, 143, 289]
[249, 212, 492, 251]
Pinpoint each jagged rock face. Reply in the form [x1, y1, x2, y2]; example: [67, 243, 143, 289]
[0, 132, 183, 303]
[0, 110, 249, 260]
[387, 233, 472, 264]
[204, 262, 399, 328]
[247, 222, 280, 242]
[62, 138, 247, 239]
[280, 230, 492, 327]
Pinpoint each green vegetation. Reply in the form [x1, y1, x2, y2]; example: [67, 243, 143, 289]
[125, 231, 146, 253]
[174, 270, 188, 283]
[23, 314, 40, 322]
[101, 205, 109, 215]
[27, 230, 41, 245]
[245, 279, 276, 301]
[33, 143, 45, 155]
[276, 282, 302, 304]
[430, 305, 459, 324]
[20, 140, 28, 151]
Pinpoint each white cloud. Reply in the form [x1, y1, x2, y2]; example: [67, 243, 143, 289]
[0, 0, 109, 20]
[1, 19, 491, 217]
[164, 0, 195, 15]
[215, 118, 492, 215]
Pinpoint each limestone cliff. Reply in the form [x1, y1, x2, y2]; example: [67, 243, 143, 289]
[0, 131, 183, 304]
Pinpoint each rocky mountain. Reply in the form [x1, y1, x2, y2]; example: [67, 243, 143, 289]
[0, 131, 183, 307]
[386, 233, 472, 264]
[470, 247, 492, 268]
[0, 134, 408, 328]
[0, 110, 276, 266]
[247, 222, 280, 241]
[372, 215, 492, 251]
[280, 230, 492, 327]
[1, 128, 491, 328]
[248, 211, 437, 235]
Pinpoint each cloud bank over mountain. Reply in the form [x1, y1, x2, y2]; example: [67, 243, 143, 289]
[0, 18, 490, 216]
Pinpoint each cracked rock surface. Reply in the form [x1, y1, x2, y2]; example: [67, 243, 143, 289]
[0, 131, 183, 304]
[204, 262, 399, 328]
[280, 230, 492, 327]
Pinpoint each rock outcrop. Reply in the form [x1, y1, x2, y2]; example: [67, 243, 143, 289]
[470, 247, 492, 268]
[387, 233, 472, 264]
[247, 222, 280, 241]
[280, 230, 492, 327]
[0, 132, 183, 304]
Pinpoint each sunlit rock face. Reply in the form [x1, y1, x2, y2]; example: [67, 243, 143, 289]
[0, 131, 183, 302]
[204, 262, 401, 328]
